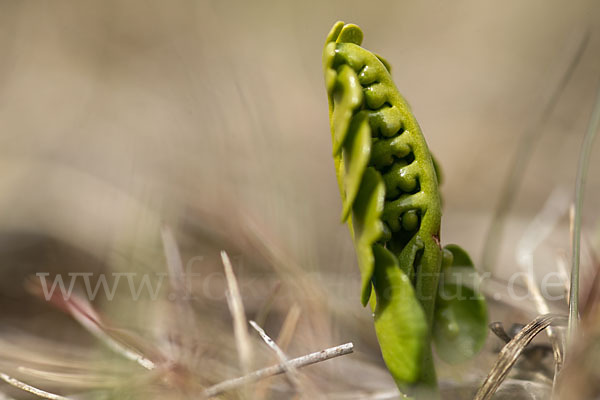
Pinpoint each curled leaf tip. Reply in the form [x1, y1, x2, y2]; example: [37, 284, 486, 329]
[326, 21, 345, 44]
[337, 23, 363, 45]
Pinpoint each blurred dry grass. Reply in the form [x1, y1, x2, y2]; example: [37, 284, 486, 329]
[0, 1, 600, 399]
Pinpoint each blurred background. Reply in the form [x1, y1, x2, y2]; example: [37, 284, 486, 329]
[0, 1, 600, 399]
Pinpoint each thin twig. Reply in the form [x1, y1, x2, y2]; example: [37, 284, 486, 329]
[249, 321, 290, 366]
[568, 82, 600, 344]
[221, 251, 253, 374]
[63, 296, 156, 370]
[481, 30, 589, 274]
[203, 342, 354, 398]
[0, 372, 71, 400]
[31, 283, 157, 370]
[27, 277, 158, 370]
[474, 314, 567, 400]
[249, 320, 301, 389]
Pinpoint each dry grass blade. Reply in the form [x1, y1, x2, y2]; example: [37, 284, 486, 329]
[221, 250, 253, 374]
[0, 372, 71, 400]
[249, 320, 301, 389]
[61, 296, 156, 370]
[14, 366, 124, 389]
[26, 278, 158, 370]
[474, 314, 567, 400]
[253, 304, 302, 398]
[160, 225, 199, 363]
[253, 281, 281, 328]
[275, 304, 301, 354]
[161, 226, 186, 292]
[249, 320, 291, 366]
[203, 342, 354, 398]
[569, 83, 600, 343]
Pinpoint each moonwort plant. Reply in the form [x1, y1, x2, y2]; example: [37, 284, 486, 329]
[323, 21, 488, 398]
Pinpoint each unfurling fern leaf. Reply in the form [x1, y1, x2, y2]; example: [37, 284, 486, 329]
[323, 21, 487, 396]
